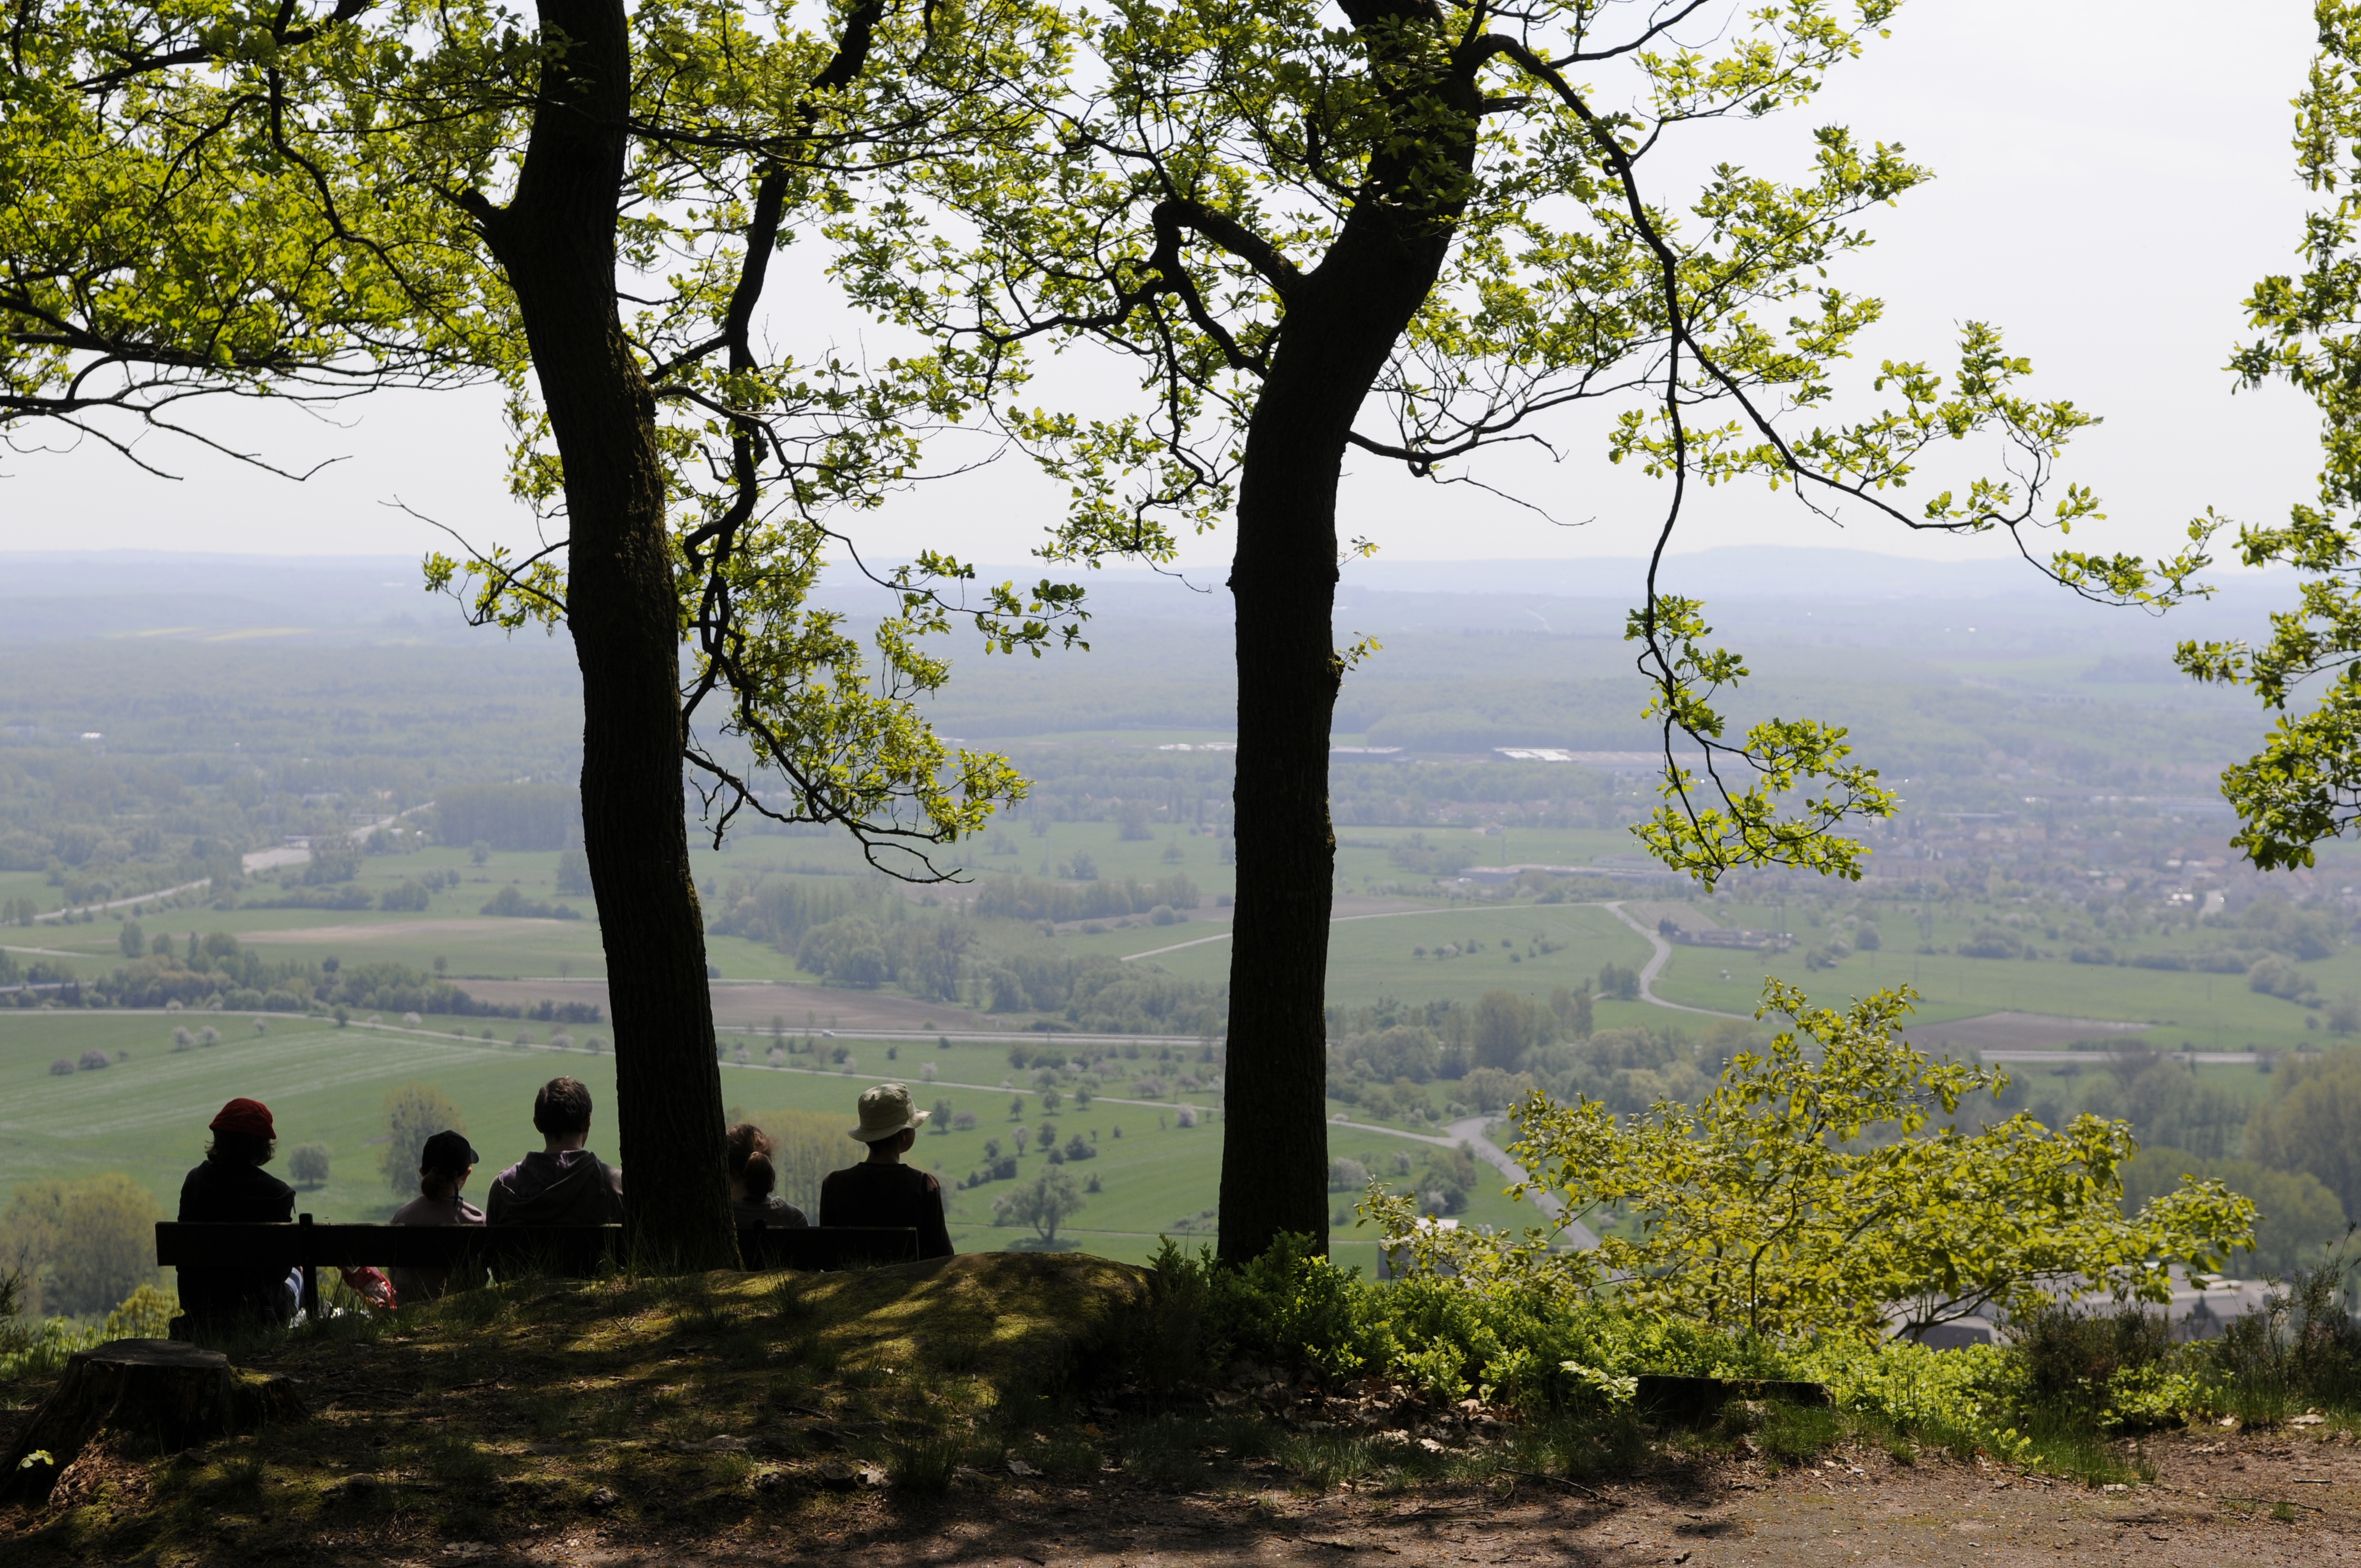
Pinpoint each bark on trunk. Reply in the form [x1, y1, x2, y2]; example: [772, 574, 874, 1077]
[474, 0, 737, 1270]
[1216, 21, 1482, 1267]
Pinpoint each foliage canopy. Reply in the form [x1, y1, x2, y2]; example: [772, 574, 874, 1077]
[1369, 982, 2256, 1343]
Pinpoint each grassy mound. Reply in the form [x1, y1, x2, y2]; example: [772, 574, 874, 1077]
[0, 1253, 1155, 1562]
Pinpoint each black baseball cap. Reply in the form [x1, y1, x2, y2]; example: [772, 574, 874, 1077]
[420, 1129, 480, 1170]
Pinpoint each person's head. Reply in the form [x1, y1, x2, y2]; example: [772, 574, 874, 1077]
[205, 1097, 276, 1166]
[724, 1122, 776, 1200]
[418, 1129, 480, 1201]
[532, 1076, 594, 1148]
[848, 1083, 927, 1161]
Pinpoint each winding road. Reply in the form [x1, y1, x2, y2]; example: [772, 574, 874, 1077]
[1601, 899, 1749, 1019]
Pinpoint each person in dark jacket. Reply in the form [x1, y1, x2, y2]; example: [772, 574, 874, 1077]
[485, 1076, 624, 1226]
[819, 1084, 953, 1259]
[176, 1097, 300, 1330]
[388, 1128, 486, 1302]
[725, 1123, 808, 1231]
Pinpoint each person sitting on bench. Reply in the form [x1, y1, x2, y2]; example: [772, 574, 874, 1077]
[388, 1129, 486, 1302]
[176, 1097, 301, 1330]
[725, 1123, 809, 1231]
[486, 1076, 624, 1226]
[819, 1084, 953, 1260]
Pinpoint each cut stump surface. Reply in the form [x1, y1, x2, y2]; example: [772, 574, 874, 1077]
[1, 1338, 301, 1502]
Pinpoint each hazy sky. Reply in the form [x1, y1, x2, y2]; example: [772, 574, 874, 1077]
[0, 1, 2325, 577]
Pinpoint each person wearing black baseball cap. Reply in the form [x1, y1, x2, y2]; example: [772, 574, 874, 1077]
[388, 1128, 485, 1303]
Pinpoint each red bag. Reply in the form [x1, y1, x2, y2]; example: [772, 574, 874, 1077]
[337, 1265, 399, 1311]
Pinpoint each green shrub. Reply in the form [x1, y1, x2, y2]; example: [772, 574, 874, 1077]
[2198, 1251, 2361, 1422]
[2006, 1300, 2173, 1419]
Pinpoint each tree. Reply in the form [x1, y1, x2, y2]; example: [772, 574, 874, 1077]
[0, 1173, 165, 1319]
[5, 0, 1069, 1266]
[855, 0, 2204, 1263]
[1472, 989, 1538, 1071]
[2121, 1149, 2347, 1282]
[993, 1166, 1084, 1243]
[379, 1083, 466, 1198]
[288, 1144, 333, 1189]
[2246, 1052, 2361, 1224]
[1375, 983, 2256, 1342]
[2176, 4, 2361, 865]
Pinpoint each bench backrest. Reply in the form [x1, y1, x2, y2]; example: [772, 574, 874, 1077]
[155, 1219, 920, 1276]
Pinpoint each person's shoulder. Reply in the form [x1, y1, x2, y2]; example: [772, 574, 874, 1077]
[456, 1199, 486, 1224]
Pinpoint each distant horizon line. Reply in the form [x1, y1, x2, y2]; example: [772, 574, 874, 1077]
[0, 542, 2293, 571]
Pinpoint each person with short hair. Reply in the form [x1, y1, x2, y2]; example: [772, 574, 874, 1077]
[485, 1076, 624, 1226]
[818, 1084, 953, 1259]
[725, 1123, 809, 1231]
[176, 1097, 300, 1330]
[388, 1129, 486, 1302]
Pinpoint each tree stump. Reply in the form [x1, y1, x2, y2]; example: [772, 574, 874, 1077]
[1, 1338, 303, 1504]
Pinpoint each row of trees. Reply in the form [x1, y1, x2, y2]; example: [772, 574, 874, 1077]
[16, 0, 2333, 1265]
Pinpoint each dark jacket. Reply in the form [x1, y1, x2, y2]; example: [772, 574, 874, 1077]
[387, 1193, 486, 1302]
[818, 1162, 953, 1259]
[484, 1149, 624, 1226]
[732, 1194, 808, 1231]
[176, 1158, 297, 1327]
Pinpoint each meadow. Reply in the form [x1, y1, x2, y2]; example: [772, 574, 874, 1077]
[1635, 895, 2361, 1051]
[0, 1006, 1533, 1276]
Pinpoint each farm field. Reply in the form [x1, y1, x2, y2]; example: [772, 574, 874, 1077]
[1637, 896, 2359, 1050]
[0, 1011, 1525, 1275]
[1119, 899, 1657, 1013]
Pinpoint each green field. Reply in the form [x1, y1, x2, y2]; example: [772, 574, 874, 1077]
[14, 813, 2346, 1291]
[0, 1010, 1530, 1277]
[1639, 896, 2357, 1050]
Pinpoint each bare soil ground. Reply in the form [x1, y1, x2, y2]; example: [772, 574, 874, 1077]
[8, 1419, 2356, 1566]
[453, 978, 1001, 1033]
[1903, 1011, 2150, 1053]
[236, 918, 580, 944]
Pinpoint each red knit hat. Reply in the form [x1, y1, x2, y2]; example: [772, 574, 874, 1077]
[209, 1097, 275, 1139]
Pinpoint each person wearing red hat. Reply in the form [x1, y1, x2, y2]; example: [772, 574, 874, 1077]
[175, 1097, 300, 1332]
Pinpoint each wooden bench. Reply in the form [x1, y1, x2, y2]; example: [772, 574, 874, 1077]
[155, 1216, 922, 1316]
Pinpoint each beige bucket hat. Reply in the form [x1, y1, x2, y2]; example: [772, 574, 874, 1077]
[849, 1082, 929, 1142]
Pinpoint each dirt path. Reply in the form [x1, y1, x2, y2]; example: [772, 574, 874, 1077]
[510, 1430, 2361, 1567]
[13, 1419, 2349, 1567]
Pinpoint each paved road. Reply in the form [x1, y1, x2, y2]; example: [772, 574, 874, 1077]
[1120, 904, 1481, 963]
[30, 804, 433, 922]
[1328, 1110, 1600, 1249]
[31, 876, 214, 923]
[1601, 899, 1750, 1019]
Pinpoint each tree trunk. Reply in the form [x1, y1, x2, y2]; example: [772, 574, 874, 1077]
[474, 0, 737, 1270]
[1216, 232, 1465, 1267]
[1215, 17, 1483, 1266]
[0, 1340, 304, 1501]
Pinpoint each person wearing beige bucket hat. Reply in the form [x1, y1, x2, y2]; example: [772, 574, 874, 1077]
[819, 1084, 954, 1258]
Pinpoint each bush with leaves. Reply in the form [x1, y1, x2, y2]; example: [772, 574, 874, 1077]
[0, 1172, 165, 1319]
[992, 1167, 1086, 1243]
[2198, 1249, 2361, 1422]
[378, 1084, 467, 1197]
[1369, 982, 2255, 1344]
[288, 1144, 333, 1189]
